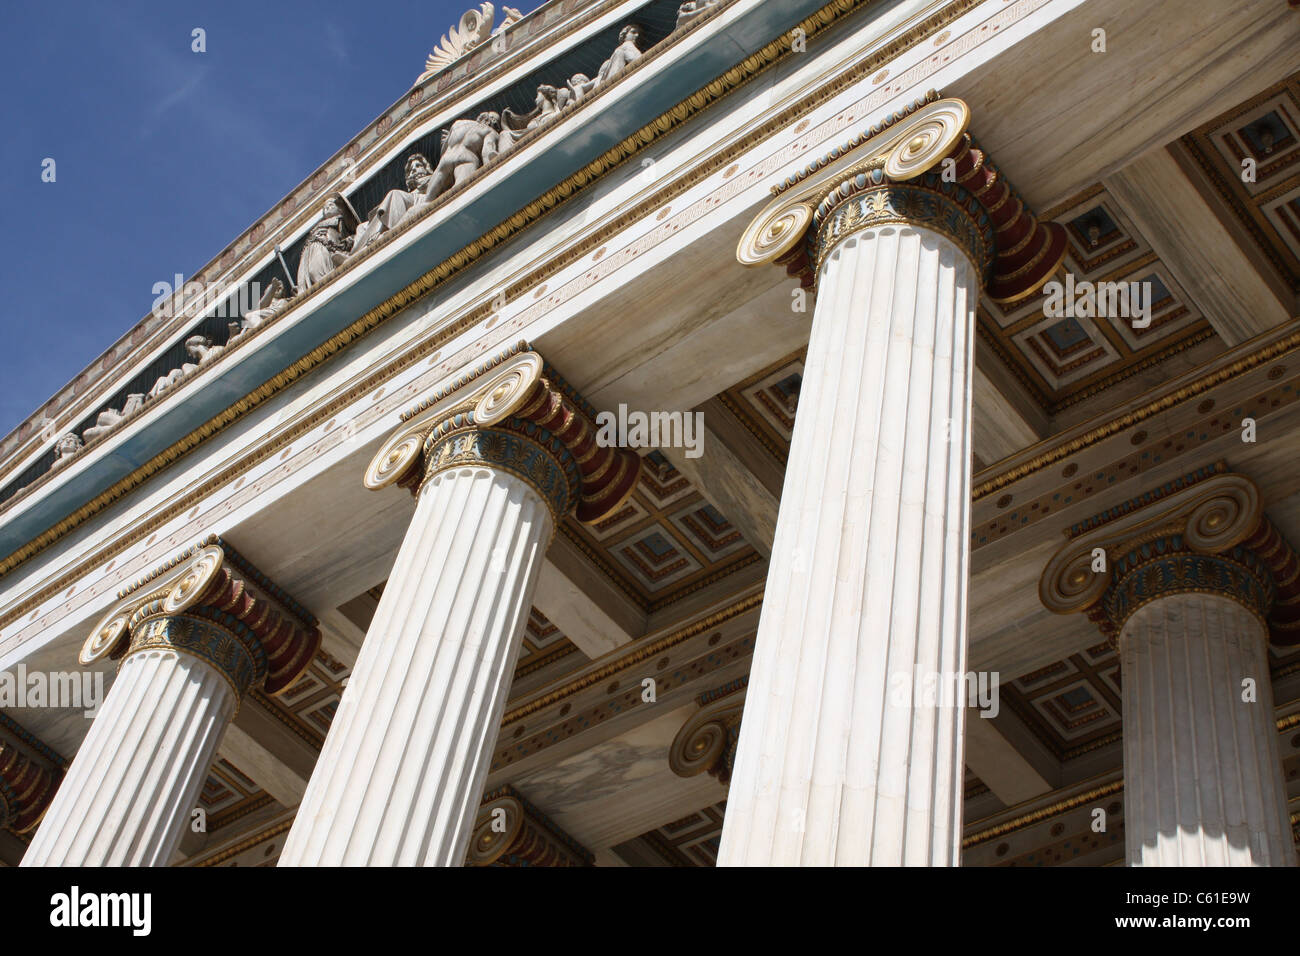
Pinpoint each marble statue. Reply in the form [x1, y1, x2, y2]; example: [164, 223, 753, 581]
[675, 0, 721, 29]
[147, 334, 222, 400]
[500, 85, 565, 151]
[229, 278, 290, 345]
[82, 394, 145, 444]
[564, 73, 597, 108]
[50, 432, 83, 471]
[297, 194, 357, 293]
[352, 154, 434, 252]
[595, 24, 643, 87]
[422, 113, 504, 199]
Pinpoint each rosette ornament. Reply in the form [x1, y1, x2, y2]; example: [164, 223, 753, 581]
[669, 681, 747, 784]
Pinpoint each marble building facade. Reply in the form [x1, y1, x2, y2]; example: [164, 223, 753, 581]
[2, 0, 1300, 867]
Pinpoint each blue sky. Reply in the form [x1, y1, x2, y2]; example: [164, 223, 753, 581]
[0, 0, 491, 436]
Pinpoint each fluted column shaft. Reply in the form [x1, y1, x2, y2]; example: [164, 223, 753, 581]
[280, 464, 552, 866]
[719, 220, 978, 865]
[1122, 593, 1294, 866]
[20, 539, 317, 868]
[22, 643, 235, 866]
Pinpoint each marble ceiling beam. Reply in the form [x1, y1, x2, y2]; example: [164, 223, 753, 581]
[1103, 144, 1292, 348]
[660, 416, 779, 558]
[962, 709, 1053, 807]
[949, 0, 1300, 210]
[216, 695, 320, 809]
[533, 559, 636, 659]
[972, 337, 1047, 465]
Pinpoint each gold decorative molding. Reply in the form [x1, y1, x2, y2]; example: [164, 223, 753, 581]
[972, 324, 1300, 500]
[963, 779, 1124, 849]
[191, 814, 296, 867]
[0, 0, 982, 580]
[501, 590, 762, 726]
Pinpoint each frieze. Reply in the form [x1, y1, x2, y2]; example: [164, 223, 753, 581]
[0, 0, 1061, 642]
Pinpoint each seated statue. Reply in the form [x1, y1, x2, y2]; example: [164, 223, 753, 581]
[229, 277, 290, 345]
[595, 24, 643, 87]
[50, 432, 83, 471]
[297, 194, 358, 292]
[502, 85, 564, 141]
[83, 393, 145, 443]
[147, 334, 222, 400]
[422, 113, 504, 200]
[352, 154, 434, 252]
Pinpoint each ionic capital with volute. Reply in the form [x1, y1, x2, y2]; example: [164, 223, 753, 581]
[365, 342, 641, 526]
[80, 536, 322, 705]
[737, 92, 1067, 305]
[1039, 466, 1300, 646]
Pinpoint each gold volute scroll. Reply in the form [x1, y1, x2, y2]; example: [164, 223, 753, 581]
[364, 349, 545, 491]
[736, 97, 971, 267]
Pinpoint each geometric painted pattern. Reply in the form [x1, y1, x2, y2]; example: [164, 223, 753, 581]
[561, 451, 761, 612]
[1182, 70, 1300, 294]
[624, 801, 727, 866]
[198, 757, 276, 832]
[981, 184, 1216, 410]
[259, 649, 352, 748]
[515, 607, 581, 679]
[719, 352, 804, 464]
[1000, 641, 1122, 762]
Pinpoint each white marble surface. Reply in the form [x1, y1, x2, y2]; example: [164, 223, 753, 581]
[1121, 593, 1295, 867]
[279, 465, 551, 866]
[22, 648, 236, 866]
[720, 223, 977, 865]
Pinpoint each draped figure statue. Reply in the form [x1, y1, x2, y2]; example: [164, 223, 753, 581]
[297, 194, 358, 292]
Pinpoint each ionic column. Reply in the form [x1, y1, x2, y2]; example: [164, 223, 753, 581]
[467, 786, 594, 866]
[0, 730, 59, 837]
[22, 540, 319, 866]
[280, 346, 638, 866]
[1041, 469, 1300, 866]
[721, 95, 1065, 866]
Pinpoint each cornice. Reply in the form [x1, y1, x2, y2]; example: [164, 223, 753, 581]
[0, 0, 974, 581]
[0, 0, 692, 483]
